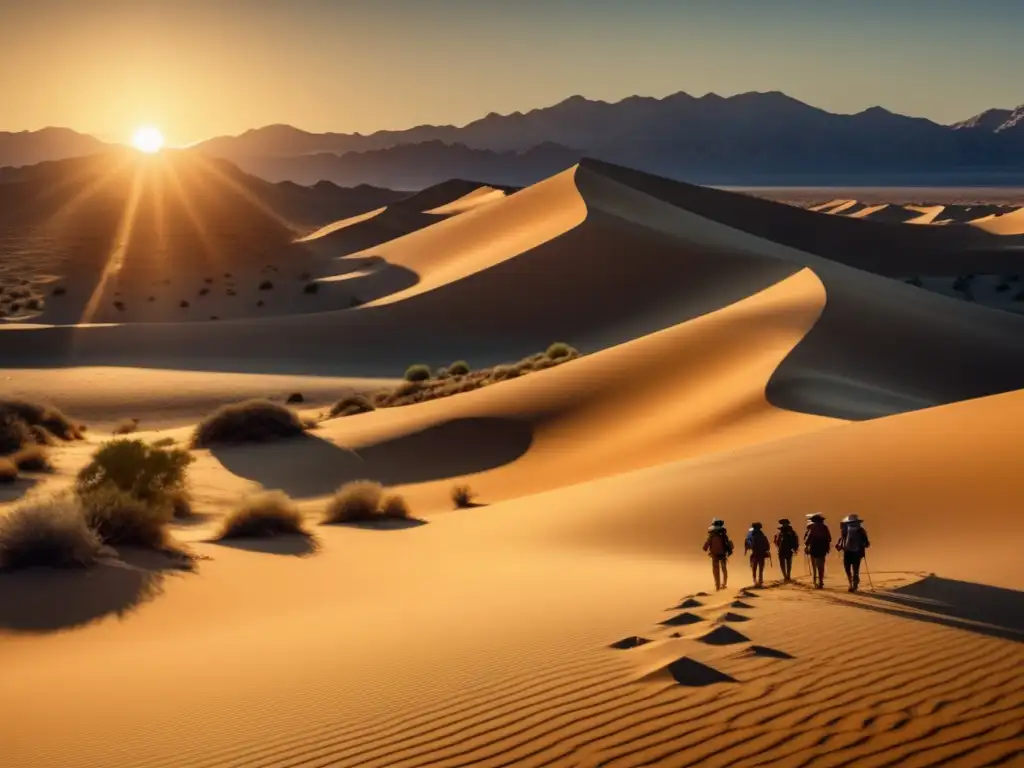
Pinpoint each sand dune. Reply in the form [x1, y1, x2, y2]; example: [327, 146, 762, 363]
[971, 206, 1024, 235]
[3, 154, 1024, 768]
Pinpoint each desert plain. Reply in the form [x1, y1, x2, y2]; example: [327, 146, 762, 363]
[1, 150, 1023, 768]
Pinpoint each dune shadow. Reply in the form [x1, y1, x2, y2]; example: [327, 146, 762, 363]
[210, 417, 532, 498]
[846, 574, 1024, 643]
[212, 534, 320, 557]
[0, 554, 178, 633]
[0, 477, 39, 504]
[330, 516, 428, 530]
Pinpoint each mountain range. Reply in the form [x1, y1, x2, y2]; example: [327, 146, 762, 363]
[2, 91, 1023, 189]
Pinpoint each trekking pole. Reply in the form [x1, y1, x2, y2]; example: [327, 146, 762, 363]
[863, 552, 874, 591]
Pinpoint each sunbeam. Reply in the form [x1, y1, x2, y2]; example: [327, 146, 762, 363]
[163, 157, 226, 277]
[79, 163, 146, 324]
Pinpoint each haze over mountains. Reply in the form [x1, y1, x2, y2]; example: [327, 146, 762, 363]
[2, 90, 1023, 189]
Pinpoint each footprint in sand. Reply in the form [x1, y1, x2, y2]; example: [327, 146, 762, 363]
[715, 612, 751, 623]
[659, 612, 705, 627]
[737, 645, 795, 660]
[668, 597, 704, 610]
[696, 625, 751, 646]
[609, 636, 652, 650]
[654, 656, 738, 687]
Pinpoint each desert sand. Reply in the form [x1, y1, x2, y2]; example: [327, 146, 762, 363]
[2, 153, 1023, 768]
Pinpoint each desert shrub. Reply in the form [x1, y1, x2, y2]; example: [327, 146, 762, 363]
[404, 364, 431, 382]
[546, 342, 578, 360]
[224, 272, 232, 278]
[77, 439, 192, 505]
[451, 484, 477, 508]
[258, 280, 274, 291]
[180, 300, 190, 308]
[218, 490, 308, 539]
[11, 445, 52, 472]
[0, 458, 17, 483]
[0, 494, 102, 570]
[226, 288, 237, 297]
[303, 282, 319, 294]
[210, 316, 219, 321]
[0, 399, 81, 442]
[448, 360, 471, 376]
[393, 381, 422, 398]
[323, 480, 383, 524]
[113, 301, 126, 312]
[168, 488, 193, 519]
[198, 287, 210, 297]
[286, 392, 305, 404]
[9, 302, 21, 312]
[112, 418, 139, 435]
[151, 436, 176, 448]
[79, 485, 171, 549]
[204, 277, 214, 284]
[147, 295, 156, 302]
[52, 286, 66, 296]
[435, 366, 449, 379]
[380, 493, 410, 519]
[192, 399, 306, 447]
[26, 298, 41, 310]
[329, 395, 375, 418]
[256, 300, 265, 307]
[0, 414, 34, 455]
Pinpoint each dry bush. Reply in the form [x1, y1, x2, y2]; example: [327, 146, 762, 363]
[218, 490, 309, 539]
[286, 392, 304, 404]
[0, 494, 102, 570]
[79, 485, 171, 549]
[151, 436, 176, 448]
[77, 439, 192, 502]
[52, 286, 67, 296]
[393, 380, 422, 398]
[323, 480, 383, 523]
[258, 280, 274, 291]
[0, 458, 17, 483]
[0, 399, 82, 442]
[380, 493, 410, 519]
[451, 484, 477, 508]
[113, 418, 140, 435]
[546, 342, 579, 361]
[168, 488, 193, 519]
[303, 282, 319, 294]
[404, 364, 431, 382]
[329, 395, 375, 419]
[11, 445, 52, 472]
[191, 400, 306, 447]
[448, 360, 471, 376]
[180, 300, 190, 308]
[0, 414, 34, 455]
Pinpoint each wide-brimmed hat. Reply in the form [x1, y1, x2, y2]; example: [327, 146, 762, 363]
[708, 524, 726, 532]
[710, 518, 725, 527]
[778, 518, 791, 525]
[750, 522, 763, 529]
[806, 513, 825, 522]
[841, 514, 861, 524]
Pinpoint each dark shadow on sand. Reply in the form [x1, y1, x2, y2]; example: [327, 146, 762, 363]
[0, 548, 189, 633]
[210, 417, 533, 498]
[325, 516, 428, 531]
[212, 534, 321, 557]
[0, 477, 40, 504]
[844, 574, 1024, 643]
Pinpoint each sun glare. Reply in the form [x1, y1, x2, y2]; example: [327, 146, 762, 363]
[131, 126, 165, 154]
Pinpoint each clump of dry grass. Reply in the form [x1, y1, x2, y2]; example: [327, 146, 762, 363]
[1, 414, 34, 455]
[0, 494, 103, 570]
[258, 280, 274, 291]
[151, 436, 176, 448]
[75, 439, 194, 549]
[328, 395, 375, 419]
[448, 360, 471, 376]
[112, 418, 140, 435]
[0, 399, 82, 443]
[217, 490, 309, 539]
[380, 493, 411, 519]
[303, 282, 319, 294]
[286, 392, 305, 404]
[451, 484, 477, 508]
[191, 400, 306, 447]
[404, 364, 431, 382]
[323, 480, 383, 524]
[0, 457, 18, 483]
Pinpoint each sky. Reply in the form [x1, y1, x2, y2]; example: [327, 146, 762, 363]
[2, 0, 1022, 146]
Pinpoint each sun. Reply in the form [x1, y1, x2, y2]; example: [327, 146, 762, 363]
[131, 126, 165, 154]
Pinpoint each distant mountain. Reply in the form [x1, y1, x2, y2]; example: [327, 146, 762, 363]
[195, 91, 1024, 187]
[0, 127, 111, 168]
[953, 105, 1024, 134]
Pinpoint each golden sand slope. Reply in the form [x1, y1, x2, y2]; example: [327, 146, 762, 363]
[971, 207, 1024, 235]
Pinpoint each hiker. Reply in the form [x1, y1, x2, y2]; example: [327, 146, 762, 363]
[774, 518, 800, 582]
[702, 518, 733, 591]
[744, 522, 771, 588]
[804, 513, 832, 589]
[836, 514, 871, 592]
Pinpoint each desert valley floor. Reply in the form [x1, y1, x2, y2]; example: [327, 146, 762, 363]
[1, 152, 1023, 768]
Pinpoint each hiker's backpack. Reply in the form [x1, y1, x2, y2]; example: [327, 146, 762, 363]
[805, 522, 831, 554]
[708, 529, 732, 557]
[777, 528, 799, 554]
[746, 530, 770, 556]
[843, 526, 868, 553]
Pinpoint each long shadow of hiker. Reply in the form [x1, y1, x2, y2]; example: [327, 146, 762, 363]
[840, 574, 1024, 643]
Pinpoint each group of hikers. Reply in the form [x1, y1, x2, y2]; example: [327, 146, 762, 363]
[701, 513, 871, 592]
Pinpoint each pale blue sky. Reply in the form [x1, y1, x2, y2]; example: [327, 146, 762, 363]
[2, 0, 1021, 144]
